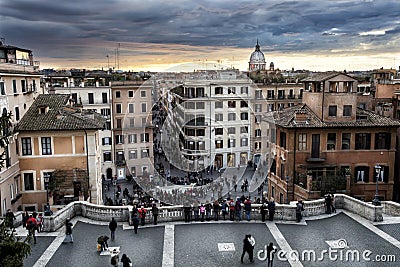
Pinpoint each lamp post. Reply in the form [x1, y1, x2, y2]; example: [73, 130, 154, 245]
[372, 164, 381, 206]
[44, 173, 50, 208]
[285, 175, 290, 204]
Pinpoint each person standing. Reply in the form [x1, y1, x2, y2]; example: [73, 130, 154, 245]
[267, 242, 277, 267]
[296, 200, 305, 222]
[183, 202, 192, 222]
[244, 198, 252, 221]
[268, 198, 276, 221]
[260, 201, 268, 222]
[132, 215, 139, 234]
[199, 203, 205, 222]
[121, 253, 132, 267]
[5, 209, 15, 229]
[235, 198, 242, 221]
[213, 200, 220, 221]
[64, 219, 73, 243]
[229, 199, 235, 221]
[22, 211, 29, 228]
[109, 217, 117, 241]
[221, 199, 228, 220]
[241, 234, 255, 263]
[152, 203, 159, 225]
[138, 206, 147, 226]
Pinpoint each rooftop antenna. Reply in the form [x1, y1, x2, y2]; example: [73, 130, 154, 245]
[117, 43, 121, 70]
[106, 55, 110, 69]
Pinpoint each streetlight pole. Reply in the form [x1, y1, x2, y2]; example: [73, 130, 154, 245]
[44, 174, 50, 209]
[285, 175, 290, 204]
[372, 164, 381, 206]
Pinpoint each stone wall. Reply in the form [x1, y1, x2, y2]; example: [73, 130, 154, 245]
[334, 194, 383, 222]
[382, 201, 400, 216]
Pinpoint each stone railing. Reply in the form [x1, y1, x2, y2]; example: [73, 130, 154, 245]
[381, 201, 400, 216]
[37, 194, 385, 232]
[334, 194, 383, 222]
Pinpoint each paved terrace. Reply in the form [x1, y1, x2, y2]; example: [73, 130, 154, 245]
[11, 196, 400, 267]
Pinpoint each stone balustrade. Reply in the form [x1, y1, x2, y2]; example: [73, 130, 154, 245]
[334, 194, 383, 222]
[12, 193, 385, 232]
[381, 201, 400, 216]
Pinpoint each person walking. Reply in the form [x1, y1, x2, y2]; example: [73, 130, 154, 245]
[268, 198, 276, 221]
[5, 209, 15, 229]
[109, 217, 118, 241]
[64, 219, 73, 243]
[138, 206, 147, 226]
[241, 234, 255, 263]
[267, 242, 277, 267]
[121, 253, 132, 267]
[26, 215, 38, 244]
[152, 203, 159, 225]
[110, 248, 120, 267]
[22, 211, 29, 228]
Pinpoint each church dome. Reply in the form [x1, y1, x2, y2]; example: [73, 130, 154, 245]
[249, 40, 266, 71]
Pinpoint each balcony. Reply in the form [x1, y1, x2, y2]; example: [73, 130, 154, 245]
[287, 94, 296, 99]
[306, 152, 327, 162]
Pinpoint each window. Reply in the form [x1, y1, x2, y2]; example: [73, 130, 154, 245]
[129, 118, 135, 128]
[215, 128, 223, 135]
[116, 119, 122, 128]
[241, 138, 248, 147]
[141, 103, 147, 113]
[228, 138, 236, 148]
[241, 86, 248, 94]
[115, 91, 121, 98]
[240, 101, 248, 108]
[278, 103, 284, 110]
[88, 93, 94, 104]
[116, 135, 124, 144]
[355, 166, 369, 183]
[116, 151, 125, 161]
[128, 103, 134, 113]
[129, 150, 137, 159]
[21, 80, 26, 93]
[228, 101, 236, 108]
[215, 101, 223, 109]
[255, 104, 262, 112]
[267, 90, 275, 99]
[131, 167, 136, 177]
[255, 90, 262, 99]
[215, 87, 223, 95]
[215, 140, 223, 148]
[0, 81, 5, 95]
[140, 90, 146, 97]
[197, 129, 205, 136]
[104, 152, 112, 162]
[21, 137, 32, 155]
[141, 133, 149, 142]
[196, 102, 205, 109]
[328, 106, 337, 117]
[240, 126, 248, 133]
[215, 114, 223, 121]
[280, 132, 286, 149]
[278, 90, 285, 99]
[228, 127, 236, 134]
[327, 133, 336, 150]
[342, 133, 351, 150]
[255, 141, 261, 150]
[228, 87, 236, 94]
[101, 108, 111, 117]
[255, 129, 261, 137]
[115, 104, 122, 114]
[104, 121, 111, 130]
[374, 165, 389, 183]
[102, 92, 108, 103]
[228, 113, 236, 121]
[141, 117, 147, 126]
[102, 137, 112, 146]
[375, 133, 391, 149]
[298, 133, 307, 151]
[128, 91, 134, 98]
[41, 137, 52, 155]
[128, 134, 137, 143]
[23, 173, 34, 191]
[255, 115, 261, 123]
[13, 80, 17, 94]
[355, 133, 371, 150]
[268, 104, 274, 112]
[343, 105, 352, 117]
[15, 107, 20, 121]
[240, 112, 248, 120]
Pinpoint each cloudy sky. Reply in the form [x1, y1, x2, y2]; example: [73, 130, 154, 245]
[1, 0, 399, 71]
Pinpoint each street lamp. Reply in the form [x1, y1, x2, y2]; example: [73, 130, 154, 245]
[285, 175, 290, 204]
[372, 165, 381, 206]
[44, 173, 50, 208]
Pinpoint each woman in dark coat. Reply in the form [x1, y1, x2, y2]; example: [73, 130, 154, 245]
[120, 253, 132, 267]
[267, 198, 275, 221]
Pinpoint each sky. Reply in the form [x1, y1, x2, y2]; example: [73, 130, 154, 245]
[1, 0, 400, 72]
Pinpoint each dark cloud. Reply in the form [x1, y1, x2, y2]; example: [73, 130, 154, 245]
[0, 0, 399, 67]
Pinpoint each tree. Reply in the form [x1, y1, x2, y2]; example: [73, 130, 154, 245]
[0, 220, 32, 267]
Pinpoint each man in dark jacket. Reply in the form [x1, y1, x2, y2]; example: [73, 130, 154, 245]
[109, 217, 117, 241]
[241, 234, 255, 263]
[152, 203, 159, 225]
[268, 198, 276, 221]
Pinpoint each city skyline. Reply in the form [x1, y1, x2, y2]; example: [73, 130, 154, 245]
[1, 0, 400, 72]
